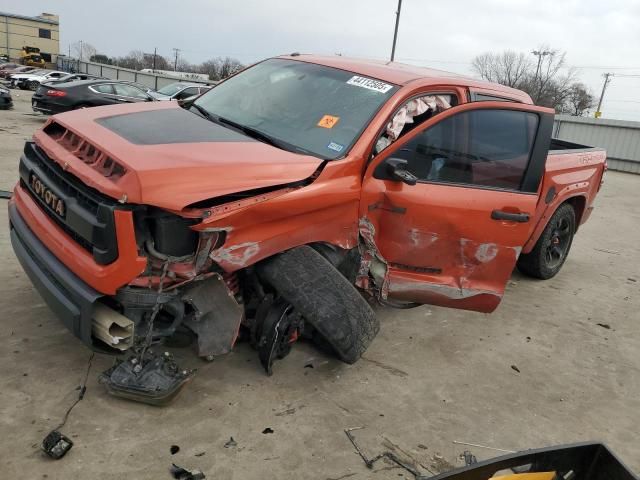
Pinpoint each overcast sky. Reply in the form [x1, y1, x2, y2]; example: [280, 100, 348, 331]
[4, 0, 640, 120]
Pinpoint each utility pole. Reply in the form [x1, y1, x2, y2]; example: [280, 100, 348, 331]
[595, 73, 613, 118]
[390, 0, 402, 62]
[172, 48, 180, 72]
[152, 47, 157, 73]
[531, 49, 551, 81]
[79, 40, 83, 62]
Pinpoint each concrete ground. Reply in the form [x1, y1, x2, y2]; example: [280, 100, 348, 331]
[0, 91, 638, 480]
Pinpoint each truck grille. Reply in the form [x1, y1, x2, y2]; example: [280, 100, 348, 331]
[43, 122, 127, 179]
[19, 142, 120, 265]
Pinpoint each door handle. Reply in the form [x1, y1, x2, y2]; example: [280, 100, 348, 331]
[491, 210, 530, 223]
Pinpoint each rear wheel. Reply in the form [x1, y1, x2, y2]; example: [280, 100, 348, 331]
[257, 245, 379, 364]
[517, 203, 576, 279]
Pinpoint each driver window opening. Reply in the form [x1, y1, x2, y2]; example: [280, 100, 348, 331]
[374, 94, 456, 155]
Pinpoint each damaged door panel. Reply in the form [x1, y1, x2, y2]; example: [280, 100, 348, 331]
[359, 102, 555, 312]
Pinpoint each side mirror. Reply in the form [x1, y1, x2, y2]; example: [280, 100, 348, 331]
[386, 158, 418, 186]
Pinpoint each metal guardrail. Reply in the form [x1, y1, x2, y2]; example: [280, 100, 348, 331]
[56, 57, 211, 91]
[553, 115, 640, 174]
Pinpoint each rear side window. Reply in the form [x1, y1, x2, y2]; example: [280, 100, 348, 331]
[92, 84, 114, 94]
[114, 84, 148, 99]
[401, 109, 538, 190]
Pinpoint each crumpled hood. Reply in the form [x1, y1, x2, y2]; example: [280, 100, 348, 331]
[33, 102, 323, 211]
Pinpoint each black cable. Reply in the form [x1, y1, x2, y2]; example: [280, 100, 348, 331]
[55, 352, 95, 431]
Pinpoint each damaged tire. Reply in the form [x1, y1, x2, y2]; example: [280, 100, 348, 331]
[257, 245, 379, 364]
[517, 203, 576, 279]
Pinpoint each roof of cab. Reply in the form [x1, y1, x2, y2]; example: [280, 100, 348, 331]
[277, 54, 533, 104]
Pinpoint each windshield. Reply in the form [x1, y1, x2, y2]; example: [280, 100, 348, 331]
[157, 83, 185, 96]
[193, 58, 398, 159]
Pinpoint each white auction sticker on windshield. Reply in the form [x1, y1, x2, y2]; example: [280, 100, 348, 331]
[346, 76, 393, 93]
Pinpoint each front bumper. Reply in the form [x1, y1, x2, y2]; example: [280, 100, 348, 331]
[9, 200, 106, 351]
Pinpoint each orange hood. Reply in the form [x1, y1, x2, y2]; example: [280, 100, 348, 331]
[33, 102, 323, 211]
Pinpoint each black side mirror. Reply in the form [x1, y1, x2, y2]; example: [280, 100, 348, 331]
[386, 158, 418, 186]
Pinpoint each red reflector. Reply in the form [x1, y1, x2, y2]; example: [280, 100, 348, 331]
[46, 90, 67, 97]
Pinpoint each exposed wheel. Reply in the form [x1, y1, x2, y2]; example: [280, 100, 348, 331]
[28, 80, 39, 91]
[517, 203, 576, 279]
[257, 245, 379, 364]
[73, 103, 90, 110]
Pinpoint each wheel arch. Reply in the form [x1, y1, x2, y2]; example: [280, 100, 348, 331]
[523, 194, 585, 254]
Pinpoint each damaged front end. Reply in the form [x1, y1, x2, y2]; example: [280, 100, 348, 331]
[93, 206, 244, 360]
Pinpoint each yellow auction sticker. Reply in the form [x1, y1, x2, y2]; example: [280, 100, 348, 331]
[317, 115, 340, 129]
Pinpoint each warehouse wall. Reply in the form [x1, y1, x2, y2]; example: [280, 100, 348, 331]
[553, 115, 640, 174]
[0, 12, 60, 63]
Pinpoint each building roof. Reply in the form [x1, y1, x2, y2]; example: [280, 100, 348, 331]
[278, 54, 532, 103]
[0, 11, 58, 25]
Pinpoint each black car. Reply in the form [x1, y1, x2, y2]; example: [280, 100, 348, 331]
[0, 84, 12, 109]
[32, 79, 155, 114]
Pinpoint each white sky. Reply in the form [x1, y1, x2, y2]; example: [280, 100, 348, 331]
[4, 0, 640, 120]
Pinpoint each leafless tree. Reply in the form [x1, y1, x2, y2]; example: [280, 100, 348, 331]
[472, 47, 587, 113]
[199, 57, 244, 80]
[561, 83, 595, 116]
[471, 50, 531, 88]
[72, 42, 97, 62]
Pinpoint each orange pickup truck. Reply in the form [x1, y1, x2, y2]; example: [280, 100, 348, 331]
[9, 55, 607, 375]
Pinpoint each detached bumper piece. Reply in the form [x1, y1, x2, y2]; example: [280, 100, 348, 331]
[99, 349, 194, 406]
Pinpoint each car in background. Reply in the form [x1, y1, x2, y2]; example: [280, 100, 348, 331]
[44, 73, 106, 85]
[0, 65, 37, 79]
[0, 84, 12, 109]
[31, 79, 156, 114]
[0, 54, 10, 63]
[148, 82, 212, 101]
[10, 70, 67, 90]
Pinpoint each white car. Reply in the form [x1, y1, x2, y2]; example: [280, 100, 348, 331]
[9, 70, 67, 90]
[148, 82, 212, 101]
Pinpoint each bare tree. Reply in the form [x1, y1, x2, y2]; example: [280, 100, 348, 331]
[471, 50, 531, 88]
[561, 83, 595, 116]
[72, 41, 97, 62]
[472, 47, 588, 112]
[198, 57, 244, 80]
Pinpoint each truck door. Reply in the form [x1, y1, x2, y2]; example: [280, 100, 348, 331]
[360, 101, 555, 312]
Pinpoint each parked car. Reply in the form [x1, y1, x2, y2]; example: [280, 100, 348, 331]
[44, 73, 106, 85]
[0, 54, 10, 63]
[149, 82, 212, 101]
[31, 79, 155, 114]
[0, 84, 12, 109]
[0, 65, 36, 79]
[9, 55, 607, 381]
[0, 62, 19, 71]
[10, 70, 68, 90]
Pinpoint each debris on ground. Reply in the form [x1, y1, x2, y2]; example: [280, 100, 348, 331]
[452, 440, 515, 454]
[170, 463, 206, 480]
[41, 430, 73, 459]
[461, 450, 477, 466]
[41, 353, 94, 459]
[344, 427, 431, 479]
[262, 427, 274, 434]
[170, 445, 180, 455]
[511, 365, 521, 373]
[224, 437, 237, 448]
[99, 349, 194, 405]
[194, 452, 206, 457]
[596, 323, 611, 330]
